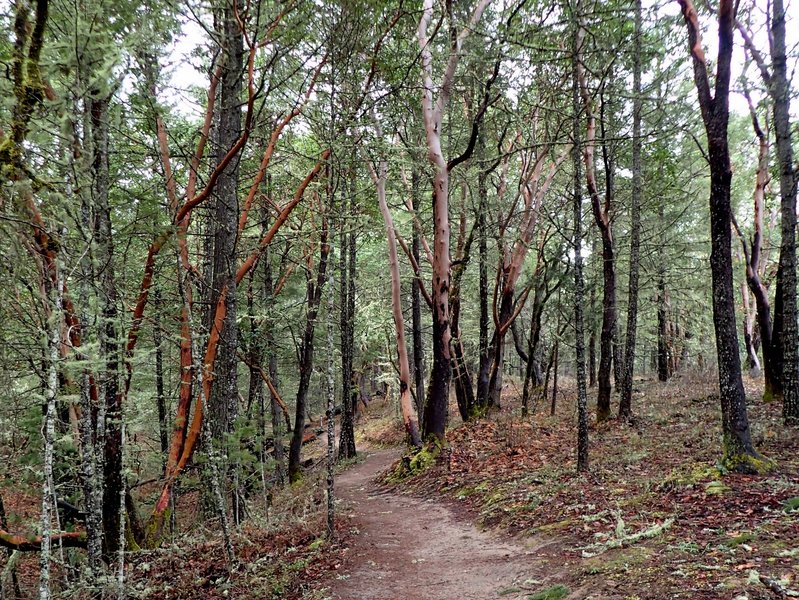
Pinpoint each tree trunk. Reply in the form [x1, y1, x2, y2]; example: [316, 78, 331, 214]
[207, 2, 244, 441]
[770, 0, 799, 424]
[417, 0, 490, 441]
[288, 221, 330, 482]
[578, 50, 616, 423]
[262, 229, 285, 486]
[372, 159, 423, 447]
[154, 290, 168, 471]
[409, 170, 427, 423]
[572, 3, 589, 472]
[338, 173, 357, 459]
[678, 0, 768, 472]
[476, 146, 491, 409]
[619, 0, 643, 421]
[91, 95, 123, 559]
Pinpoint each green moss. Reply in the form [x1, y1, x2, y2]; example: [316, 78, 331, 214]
[308, 537, 326, 551]
[584, 547, 653, 575]
[721, 443, 775, 475]
[527, 584, 569, 600]
[384, 442, 441, 483]
[728, 532, 756, 546]
[142, 509, 171, 549]
[783, 497, 799, 513]
[661, 463, 723, 489]
[704, 480, 729, 495]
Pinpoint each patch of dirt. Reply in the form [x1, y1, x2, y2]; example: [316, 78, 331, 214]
[328, 449, 577, 600]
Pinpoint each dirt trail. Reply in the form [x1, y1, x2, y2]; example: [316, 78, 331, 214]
[330, 449, 560, 600]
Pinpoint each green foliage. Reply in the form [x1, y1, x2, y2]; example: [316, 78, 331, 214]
[527, 584, 569, 600]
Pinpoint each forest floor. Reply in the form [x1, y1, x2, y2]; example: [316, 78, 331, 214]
[310, 373, 799, 600]
[327, 448, 565, 600]
[2, 373, 798, 599]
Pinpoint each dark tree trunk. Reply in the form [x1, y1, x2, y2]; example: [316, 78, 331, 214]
[657, 203, 670, 382]
[91, 95, 122, 558]
[476, 143, 491, 410]
[154, 289, 168, 472]
[619, 0, 643, 421]
[338, 173, 357, 460]
[679, 0, 767, 471]
[770, 0, 799, 423]
[262, 238, 285, 485]
[411, 223, 426, 423]
[572, 5, 589, 472]
[207, 3, 244, 441]
[451, 210, 475, 422]
[588, 328, 597, 388]
[487, 290, 514, 408]
[288, 224, 329, 483]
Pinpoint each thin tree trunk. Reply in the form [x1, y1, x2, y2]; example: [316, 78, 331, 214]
[154, 290, 168, 471]
[262, 223, 285, 486]
[338, 172, 357, 459]
[619, 0, 643, 421]
[371, 158, 423, 447]
[325, 238, 336, 538]
[578, 50, 616, 423]
[572, 2, 589, 472]
[288, 219, 330, 482]
[39, 264, 63, 600]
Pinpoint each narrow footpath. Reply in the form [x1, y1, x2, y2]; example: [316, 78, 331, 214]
[330, 449, 559, 600]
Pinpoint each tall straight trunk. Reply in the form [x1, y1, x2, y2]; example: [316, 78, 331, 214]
[409, 170, 426, 420]
[338, 172, 357, 459]
[679, 0, 767, 472]
[73, 94, 103, 573]
[572, 2, 589, 472]
[154, 290, 168, 470]
[770, 0, 799, 423]
[207, 3, 244, 440]
[39, 265, 63, 600]
[619, 0, 643, 420]
[288, 222, 330, 482]
[657, 202, 669, 382]
[588, 326, 597, 387]
[411, 223, 426, 421]
[325, 239, 336, 538]
[91, 96, 123, 559]
[262, 226, 285, 486]
[476, 146, 491, 409]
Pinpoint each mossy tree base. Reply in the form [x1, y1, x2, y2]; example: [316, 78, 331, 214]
[721, 448, 776, 475]
[385, 441, 442, 483]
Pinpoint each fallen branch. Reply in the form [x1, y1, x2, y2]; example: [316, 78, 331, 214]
[0, 528, 86, 552]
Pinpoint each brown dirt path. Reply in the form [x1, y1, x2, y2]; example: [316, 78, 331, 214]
[329, 449, 562, 600]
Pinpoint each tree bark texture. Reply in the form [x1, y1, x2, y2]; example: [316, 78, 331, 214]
[618, 0, 643, 420]
[207, 3, 244, 440]
[679, 0, 765, 471]
[572, 3, 589, 472]
[289, 220, 330, 482]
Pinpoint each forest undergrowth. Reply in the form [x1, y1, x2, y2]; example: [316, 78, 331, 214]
[3, 378, 797, 599]
[383, 374, 799, 599]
